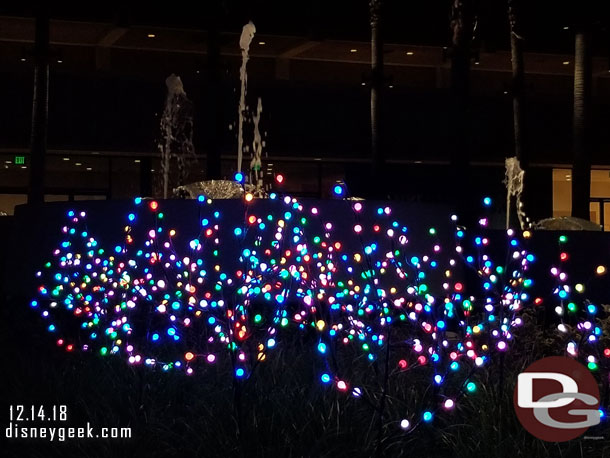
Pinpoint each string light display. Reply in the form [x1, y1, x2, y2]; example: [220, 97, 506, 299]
[548, 234, 608, 382]
[31, 186, 609, 432]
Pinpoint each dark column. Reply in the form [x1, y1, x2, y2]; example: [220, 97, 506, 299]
[140, 157, 153, 197]
[449, 0, 475, 220]
[370, 0, 384, 196]
[28, 3, 50, 204]
[107, 157, 114, 199]
[571, 30, 592, 220]
[205, 2, 223, 180]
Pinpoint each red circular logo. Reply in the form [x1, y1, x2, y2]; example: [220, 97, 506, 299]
[513, 356, 600, 442]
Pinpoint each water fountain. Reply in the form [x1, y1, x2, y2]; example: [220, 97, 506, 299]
[158, 74, 197, 198]
[237, 21, 256, 174]
[175, 21, 267, 200]
[250, 97, 264, 193]
[504, 156, 526, 229]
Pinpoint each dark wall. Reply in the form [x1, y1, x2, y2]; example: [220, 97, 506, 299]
[0, 216, 14, 298]
[2, 1, 607, 54]
[2, 67, 609, 167]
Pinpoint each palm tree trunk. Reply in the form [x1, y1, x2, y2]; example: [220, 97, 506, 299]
[370, 0, 384, 195]
[507, 0, 527, 227]
[508, 0, 525, 164]
[28, 2, 50, 204]
[571, 30, 592, 220]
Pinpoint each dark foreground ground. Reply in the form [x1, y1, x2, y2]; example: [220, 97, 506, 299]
[1, 293, 609, 458]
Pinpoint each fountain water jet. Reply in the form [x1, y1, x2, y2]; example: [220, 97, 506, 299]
[237, 21, 256, 173]
[174, 23, 267, 200]
[158, 74, 196, 198]
[250, 97, 264, 192]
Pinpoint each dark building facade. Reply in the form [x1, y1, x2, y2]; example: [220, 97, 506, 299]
[0, 3, 609, 226]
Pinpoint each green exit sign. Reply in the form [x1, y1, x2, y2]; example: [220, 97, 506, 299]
[14, 156, 25, 165]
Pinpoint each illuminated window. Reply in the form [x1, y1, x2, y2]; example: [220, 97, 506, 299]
[553, 168, 610, 230]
